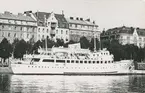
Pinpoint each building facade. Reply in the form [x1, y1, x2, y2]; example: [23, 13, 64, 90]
[66, 17, 100, 42]
[101, 26, 145, 48]
[34, 12, 69, 43]
[0, 11, 37, 43]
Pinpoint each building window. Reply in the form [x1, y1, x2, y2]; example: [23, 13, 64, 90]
[38, 28, 40, 32]
[2, 32, 4, 37]
[75, 24, 77, 28]
[139, 37, 142, 41]
[20, 27, 23, 31]
[66, 30, 68, 34]
[61, 30, 63, 34]
[8, 33, 10, 37]
[43, 28, 45, 33]
[27, 27, 29, 31]
[42, 35, 44, 39]
[47, 29, 49, 33]
[14, 26, 17, 30]
[2, 25, 4, 29]
[14, 33, 16, 37]
[33, 28, 35, 32]
[27, 34, 29, 38]
[56, 30, 58, 34]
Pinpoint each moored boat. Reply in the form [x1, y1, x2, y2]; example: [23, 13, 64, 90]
[10, 43, 134, 75]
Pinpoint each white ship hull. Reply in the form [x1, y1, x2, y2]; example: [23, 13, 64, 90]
[10, 60, 133, 75]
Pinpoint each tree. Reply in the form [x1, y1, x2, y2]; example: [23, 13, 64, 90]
[107, 39, 126, 61]
[13, 39, 27, 59]
[80, 36, 90, 49]
[31, 40, 43, 54]
[89, 38, 100, 51]
[0, 38, 12, 63]
[55, 38, 64, 47]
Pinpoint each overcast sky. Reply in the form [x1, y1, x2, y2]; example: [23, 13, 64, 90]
[0, 0, 145, 31]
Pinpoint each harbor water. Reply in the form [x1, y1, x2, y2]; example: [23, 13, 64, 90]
[0, 75, 145, 93]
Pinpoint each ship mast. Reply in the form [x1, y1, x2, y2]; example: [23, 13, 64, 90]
[94, 24, 96, 52]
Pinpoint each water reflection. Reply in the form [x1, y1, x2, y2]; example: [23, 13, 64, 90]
[0, 74, 145, 93]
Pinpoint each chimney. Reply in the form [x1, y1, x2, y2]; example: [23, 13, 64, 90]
[76, 17, 79, 20]
[93, 21, 95, 24]
[24, 11, 32, 16]
[18, 13, 23, 16]
[70, 17, 73, 20]
[4, 11, 11, 15]
[86, 18, 90, 22]
[80, 18, 83, 21]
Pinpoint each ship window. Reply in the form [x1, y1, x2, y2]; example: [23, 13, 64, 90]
[43, 59, 54, 62]
[89, 61, 91, 63]
[112, 61, 113, 63]
[97, 61, 99, 63]
[101, 61, 103, 64]
[56, 60, 65, 63]
[80, 61, 83, 63]
[76, 60, 79, 63]
[31, 58, 40, 62]
[67, 60, 70, 63]
[108, 61, 110, 63]
[105, 61, 107, 63]
[71, 60, 74, 63]
[93, 61, 95, 63]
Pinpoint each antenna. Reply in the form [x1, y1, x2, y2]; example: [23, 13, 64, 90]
[44, 15, 48, 52]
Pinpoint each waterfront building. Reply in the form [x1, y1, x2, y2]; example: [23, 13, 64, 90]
[34, 12, 69, 43]
[66, 17, 100, 42]
[0, 11, 37, 43]
[101, 26, 145, 48]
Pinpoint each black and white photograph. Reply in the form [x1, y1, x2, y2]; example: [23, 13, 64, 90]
[0, 0, 145, 92]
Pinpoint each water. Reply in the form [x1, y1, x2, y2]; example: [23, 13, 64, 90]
[0, 75, 145, 93]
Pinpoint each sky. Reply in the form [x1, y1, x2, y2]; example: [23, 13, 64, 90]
[0, 0, 145, 31]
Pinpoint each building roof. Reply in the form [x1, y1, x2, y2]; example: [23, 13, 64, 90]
[0, 11, 36, 22]
[66, 17, 97, 26]
[104, 26, 145, 36]
[137, 28, 145, 36]
[34, 12, 69, 28]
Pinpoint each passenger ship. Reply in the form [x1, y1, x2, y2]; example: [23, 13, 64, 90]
[10, 43, 134, 75]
